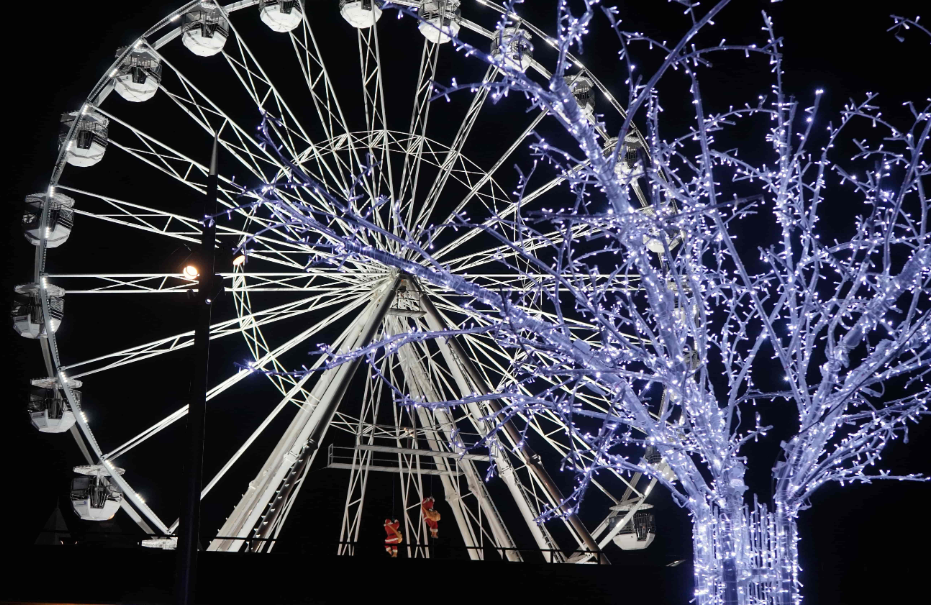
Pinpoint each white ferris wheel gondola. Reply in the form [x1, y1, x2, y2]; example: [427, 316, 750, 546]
[22, 191, 75, 248]
[491, 27, 533, 73]
[113, 46, 163, 102]
[603, 133, 646, 179]
[60, 111, 108, 168]
[71, 465, 125, 522]
[418, 0, 461, 44]
[565, 74, 596, 120]
[611, 504, 656, 551]
[182, 3, 230, 56]
[339, 0, 381, 29]
[259, 0, 304, 32]
[12, 282, 64, 339]
[28, 377, 83, 434]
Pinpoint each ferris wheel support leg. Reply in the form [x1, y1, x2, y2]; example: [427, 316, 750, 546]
[209, 277, 401, 552]
[426, 404, 522, 561]
[409, 289, 555, 561]
[412, 406, 483, 561]
[415, 284, 609, 564]
[336, 354, 388, 556]
[389, 321, 512, 560]
[252, 276, 401, 548]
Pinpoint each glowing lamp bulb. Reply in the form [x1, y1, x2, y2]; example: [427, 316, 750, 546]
[232, 255, 246, 267]
[183, 265, 199, 279]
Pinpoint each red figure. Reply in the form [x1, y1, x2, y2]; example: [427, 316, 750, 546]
[422, 497, 441, 539]
[384, 518, 403, 557]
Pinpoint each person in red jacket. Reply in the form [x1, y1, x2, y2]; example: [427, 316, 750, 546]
[422, 497, 441, 539]
[384, 518, 403, 557]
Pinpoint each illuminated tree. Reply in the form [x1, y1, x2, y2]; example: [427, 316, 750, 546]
[241, 2, 929, 602]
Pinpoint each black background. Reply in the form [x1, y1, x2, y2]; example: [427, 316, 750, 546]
[1, 1, 929, 603]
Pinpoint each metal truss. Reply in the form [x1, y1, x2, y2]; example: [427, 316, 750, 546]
[24, 0, 666, 564]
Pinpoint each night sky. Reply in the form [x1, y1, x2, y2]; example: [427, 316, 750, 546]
[2, 1, 929, 603]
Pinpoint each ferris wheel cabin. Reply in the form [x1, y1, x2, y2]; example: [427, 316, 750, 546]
[604, 133, 646, 179]
[22, 192, 75, 248]
[418, 0, 461, 44]
[566, 75, 596, 119]
[491, 27, 533, 72]
[340, 0, 382, 29]
[60, 111, 109, 168]
[613, 507, 657, 551]
[260, 0, 303, 32]
[11, 283, 64, 339]
[70, 465, 123, 522]
[182, 4, 230, 57]
[28, 378, 80, 434]
[113, 47, 162, 103]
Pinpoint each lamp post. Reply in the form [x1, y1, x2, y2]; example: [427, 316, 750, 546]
[175, 135, 219, 605]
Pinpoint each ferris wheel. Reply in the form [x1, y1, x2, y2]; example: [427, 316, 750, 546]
[17, 0, 672, 562]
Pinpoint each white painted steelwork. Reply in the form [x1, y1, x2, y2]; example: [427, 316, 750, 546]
[20, 0, 665, 562]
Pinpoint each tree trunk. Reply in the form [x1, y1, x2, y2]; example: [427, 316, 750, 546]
[773, 501, 800, 605]
[692, 498, 800, 604]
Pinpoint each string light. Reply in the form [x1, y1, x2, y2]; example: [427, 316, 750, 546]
[229, 2, 930, 603]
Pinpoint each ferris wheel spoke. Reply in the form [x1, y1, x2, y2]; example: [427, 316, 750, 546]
[288, 18, 354, 182]
[430, 272, 641, 294]
[210, 279, 398, 552]
[450, 334, 605, 556]
[430, 158, 589, 265]
[139, 45, 353, 228]
[459, 335, 649, 508]
[353, 22, 395, 247]
[86, 110, 322, 251]
[409, 65, 497, 237]
[412, 293, 572, 559]
[231, 272, 378, 398]
[47, 270, 370, 295]
[428, 109, 548, 246]
[217, 23, 354, 199]
[95, 97, 275, 192]
[396, 39, 440, 224]
[56, 183, 326, 270]
[103, 292, 373, 466]
[218, 6, 323, 148]
[435, 220, 598, 276]
[358, 23, 394, 194]
[287, 18, 396, 224]
[389, 316, 520, 560]
[425, 292, 638, 550]
[62, 288, 362, 379]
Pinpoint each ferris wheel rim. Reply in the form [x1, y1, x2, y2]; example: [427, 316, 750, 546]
[28, 0, 656, 557]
